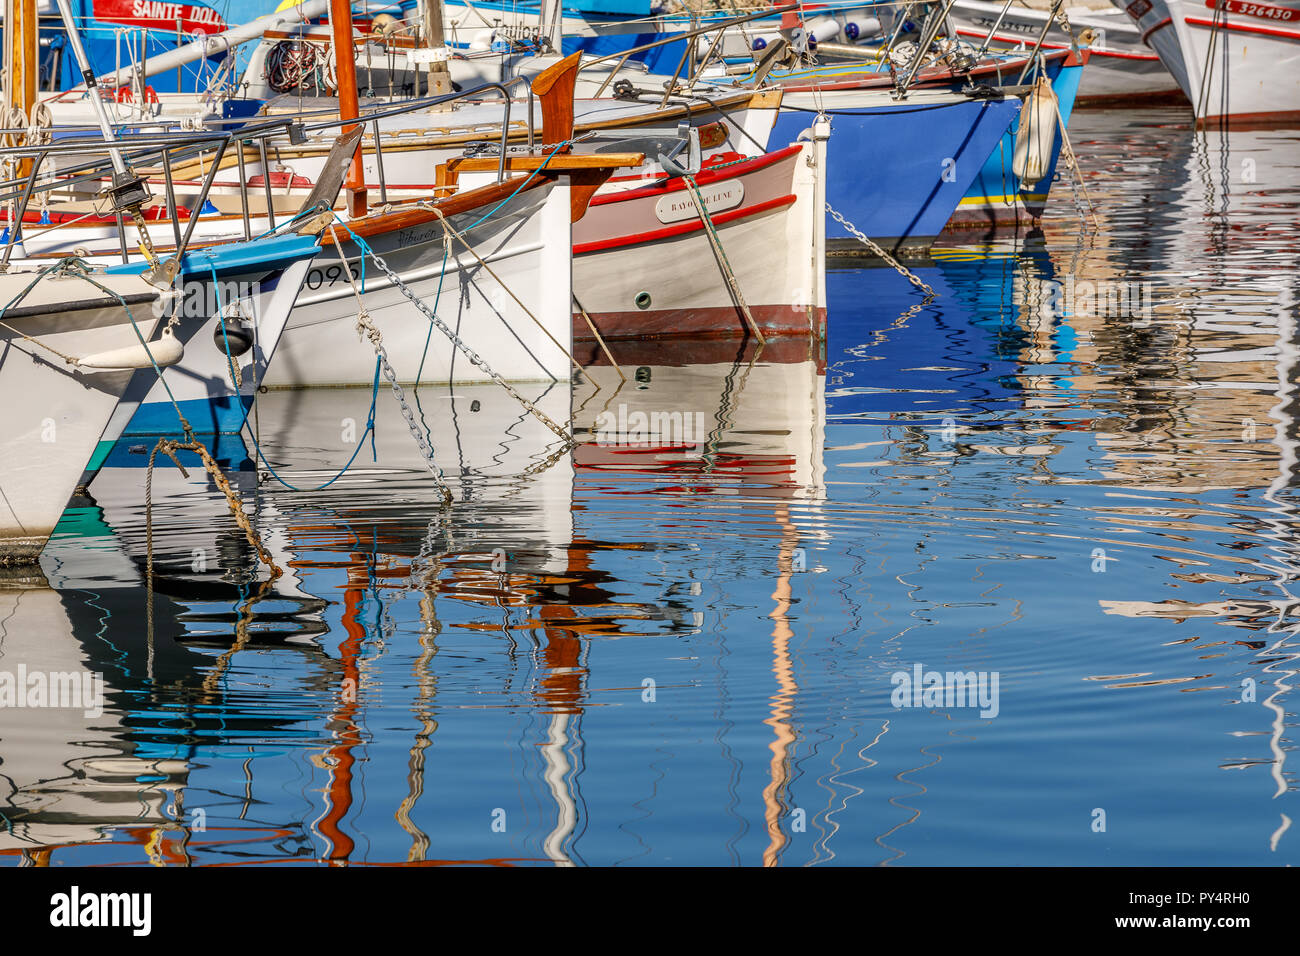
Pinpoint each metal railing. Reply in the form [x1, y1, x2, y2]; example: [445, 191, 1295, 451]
[0, 77, 546, 268]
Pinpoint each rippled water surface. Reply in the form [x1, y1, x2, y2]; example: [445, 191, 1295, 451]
[5, 109, 1300, 866]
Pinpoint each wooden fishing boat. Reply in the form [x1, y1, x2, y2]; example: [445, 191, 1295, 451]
[568, 127, 827, 341]
[949, 0, 1185, 105]
[1159, 0, 1300, 125]
[262, 51, 646, 388]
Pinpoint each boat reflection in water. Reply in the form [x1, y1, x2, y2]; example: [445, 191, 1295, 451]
[17, 340, 826, 865]
[13, 122, 1300, 864]
[0, 567, 186, 862]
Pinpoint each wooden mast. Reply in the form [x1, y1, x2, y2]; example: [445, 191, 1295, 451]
[419, 0, 454, 102]
[328, 0, 367, 217]
[13, 0, 38, 115]
[5, 0, 39, 183]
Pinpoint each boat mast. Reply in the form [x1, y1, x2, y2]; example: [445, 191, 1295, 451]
[328, 0, 367, 216]
[52, 0, 130, 178]
[419, 0, 454, 100]
[9, 0, 38, 113]
[5, 0, 38, 180]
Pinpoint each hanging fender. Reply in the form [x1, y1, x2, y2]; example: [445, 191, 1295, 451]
[1012, 75, 1059, 186]
[78, 326, 184, 370]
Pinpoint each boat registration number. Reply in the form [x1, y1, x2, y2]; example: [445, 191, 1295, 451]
[655, 183, 745, 225]
[304, 263, 363, 290]
[1207, 0, 1298, 21]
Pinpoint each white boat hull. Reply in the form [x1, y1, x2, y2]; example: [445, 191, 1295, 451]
[572, 133, 827, 340]
[1166, 0, 1300, 123]
[1114, 0, 1196, 100]
[951, 0, 1185, 102]
[265, 178, 573, 388]
[0, 271, 164, 561]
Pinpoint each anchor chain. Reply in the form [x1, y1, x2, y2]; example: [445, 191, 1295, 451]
[825, 202, 937, 297]
[355, 304, 455, 505]
[340, 228, 576, 450]
[326, 225, 455, 504]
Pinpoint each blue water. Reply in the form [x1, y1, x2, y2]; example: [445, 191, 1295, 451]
[4, 109, 1299, 865]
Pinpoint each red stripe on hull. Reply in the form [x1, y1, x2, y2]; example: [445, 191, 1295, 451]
[574, 335, 827, 371]
[943, 201, 1046, 230]
[573, 195, 796, 255]
[1077, 89, 1190, 107]
[1184, 14, 1300, 38]
[588, 144, 803, 207]
[1141, 17, 1173, 43]
[952, 28, 1157, 60]
[1196, 108, 1300, 127]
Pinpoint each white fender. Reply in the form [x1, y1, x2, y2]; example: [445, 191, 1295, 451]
[78, 326, 184, 370]
[806, 17, 842, 42]
[1012, 75, 1059, 185]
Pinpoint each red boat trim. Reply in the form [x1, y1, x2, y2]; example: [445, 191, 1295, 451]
[1090, 48, 1162, 60]
[1141, 17, 1173, 43]
[953, 27, 1071, 49]
[1185, 14, 1300, 38]
[1197, 107, 1300, 127]
[574, 195, 796, 255]
[588, 144, 799, 208]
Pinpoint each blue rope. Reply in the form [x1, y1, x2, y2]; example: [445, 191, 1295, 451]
[206, 261, 383, 491]
[413, 241, 450, 388]
[242, 355, 383, 493]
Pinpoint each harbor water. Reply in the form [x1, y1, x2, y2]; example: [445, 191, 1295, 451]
[4, 108, 1299, 866]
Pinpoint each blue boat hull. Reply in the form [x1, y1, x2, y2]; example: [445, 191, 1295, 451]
[953, 57, 1085, 227]
[772, 96, 1021, 251]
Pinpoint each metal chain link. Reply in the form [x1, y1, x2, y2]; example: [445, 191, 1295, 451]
[825, 202, 937, 297]
[356, 235, 576, 450]
[356, 305, 456, 505]
[326, 226, 456, 505]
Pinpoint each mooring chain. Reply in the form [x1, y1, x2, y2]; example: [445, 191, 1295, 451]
[325, 226, 456, 504]
[368, 317, 455, 505]
[1049, 97, 1101, 232]
[1057, 136, 1090, 226]
[357, 237, 576, 450]
[825, 202, 938, 297]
